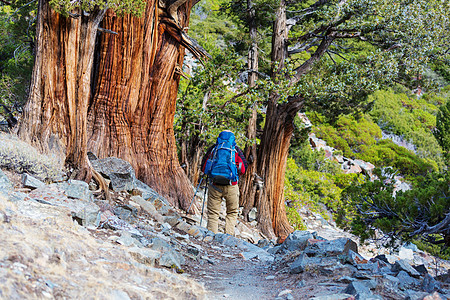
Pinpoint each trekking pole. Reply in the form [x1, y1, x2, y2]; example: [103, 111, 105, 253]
[200, 176, 208, 227]
[187, 175, 204, 214]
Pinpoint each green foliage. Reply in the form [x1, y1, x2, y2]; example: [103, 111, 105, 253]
[311, 113, 438, 178]
[367, 89, 445, 168]
[189, 0, 247, 56]
[344, 170, 450, 252]
[175, 49, 252, 151]
[0, 1, 36, 120]
[285, 155, 363, 229]
[434, 100, 450, 165]
[49, 0, 146, 16]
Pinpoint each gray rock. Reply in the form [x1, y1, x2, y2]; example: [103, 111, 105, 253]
[21, 173, 45, 189]
[403, 290, 431, 300]
[414, 264, 429, 276]
[392, 259, 421, 277]
[117, 231, 144, 247]
[114, 205, 137, 221]
[29, 185, 100, 227]
[0, 169, 13, 197]
[128, 247, 160, 266]
[290, 253, 320, 274]
[343, 281, 374, 299]
[310, 294, 354, 300]
[130, 195, 164, 223]
[397, 270, 419, 288]
[158, 250, 185, 269]
[101, 212, 141, 236]
[53, 180, 93, 202]
[148, 237, 172, 251]
[337, 276, 356, 284]
[304, 238, 358, 257]
[421, 274, 441, 293]
[356, 262, 379, 273]
[91, 157, 136, 191]
[282, 230, 314, 252]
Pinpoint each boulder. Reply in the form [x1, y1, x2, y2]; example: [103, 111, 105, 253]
[304, 238, 358, 257]
[128, 247, 160, 266]
[29, 185, 100, 227]
[281, 230, 314, 252]
[91, 157, 136, 192]
[53, 180, 93, 202]
[392, 259, 421, 277]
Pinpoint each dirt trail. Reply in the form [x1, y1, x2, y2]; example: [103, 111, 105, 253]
[183, 239, 346, 300]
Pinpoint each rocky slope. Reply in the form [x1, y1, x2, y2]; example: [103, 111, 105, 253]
[0, 133, 449, 300]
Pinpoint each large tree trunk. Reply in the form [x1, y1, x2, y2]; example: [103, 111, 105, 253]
[87, 1, 197, 208]
[256, 94, 302, 240]
[254, 0, 295, 240]
[19, 0, 202, 209]
[18, 0, 106, 180]
[239, 0, 259, 219]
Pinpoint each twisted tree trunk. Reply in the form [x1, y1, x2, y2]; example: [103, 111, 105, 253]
[19, 0, 106, 181]
[87, 1, 200, 208]
[20, 0, 204, 209]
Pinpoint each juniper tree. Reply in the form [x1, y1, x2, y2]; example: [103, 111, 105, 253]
[19, 0, 208, 207]
[223, 0, 450, 239]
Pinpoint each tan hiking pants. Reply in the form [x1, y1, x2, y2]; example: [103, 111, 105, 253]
[206, 184, 240, 235]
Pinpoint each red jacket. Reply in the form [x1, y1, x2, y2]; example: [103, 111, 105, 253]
[201, 145, 248, 185]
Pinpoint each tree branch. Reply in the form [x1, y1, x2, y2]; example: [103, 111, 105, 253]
[291, 33, 335, 84]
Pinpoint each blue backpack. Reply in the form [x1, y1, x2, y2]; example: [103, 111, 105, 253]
[204, 131, 239, 185]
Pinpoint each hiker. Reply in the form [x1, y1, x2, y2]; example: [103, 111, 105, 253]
[201, 130, 248, 235]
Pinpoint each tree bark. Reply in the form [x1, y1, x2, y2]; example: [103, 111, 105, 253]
[239, 0, 259, 218]
[18, 0, 106, 180]
[19, 0, 200, 209]
[87, 1, 196, 208]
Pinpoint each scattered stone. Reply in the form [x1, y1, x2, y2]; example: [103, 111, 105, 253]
[399, 247, 414, 260]
[281, 230, 314, 252]
[131, 195, 164, 223]
[21, 173, 45, 189]
[392, 259, 421, 277]
[310, 294, 355, 300]
[422, 292, 443, 300]
[304, 238, 358, 257]
[128, 247, 160, 266]
[413, 264, 429, 276]
[54, 180, 93, 202]
[116, 231, 144, 248]
[397, 270, 419, 288]
[421, 274, 441, 293]
[343, 281, 373, 298]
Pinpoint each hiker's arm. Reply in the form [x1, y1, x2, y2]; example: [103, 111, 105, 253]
[236, 147, 248, 175]
[201, 145, 215, 173]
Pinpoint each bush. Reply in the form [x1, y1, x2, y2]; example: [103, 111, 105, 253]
[0, 133, 64, 181]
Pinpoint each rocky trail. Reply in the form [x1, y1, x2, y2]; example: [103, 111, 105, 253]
[0, 134, 449, 299]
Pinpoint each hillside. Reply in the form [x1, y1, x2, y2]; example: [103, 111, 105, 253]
[0, 133, 449, 299]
